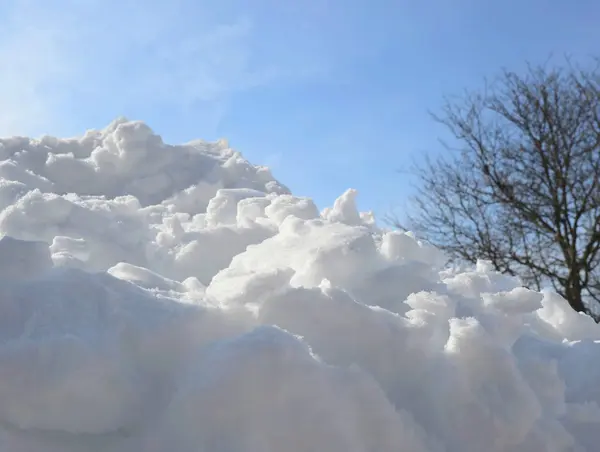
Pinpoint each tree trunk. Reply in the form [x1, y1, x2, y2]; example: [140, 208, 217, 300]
[565, 273, 587, 314]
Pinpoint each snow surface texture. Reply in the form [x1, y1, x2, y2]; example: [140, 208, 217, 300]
[0, 118, 599, 452]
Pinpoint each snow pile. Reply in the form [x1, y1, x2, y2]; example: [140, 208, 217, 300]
[0, 118, 598, 452]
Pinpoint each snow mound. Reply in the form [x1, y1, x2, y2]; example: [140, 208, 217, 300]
[0, 119, 598, 452]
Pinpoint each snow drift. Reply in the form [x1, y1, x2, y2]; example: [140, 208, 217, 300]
[0, 118, 598, 452]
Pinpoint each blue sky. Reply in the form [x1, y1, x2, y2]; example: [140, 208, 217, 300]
[0, 0, 598, 217]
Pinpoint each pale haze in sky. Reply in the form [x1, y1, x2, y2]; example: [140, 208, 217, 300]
[0, 0, 598, 215]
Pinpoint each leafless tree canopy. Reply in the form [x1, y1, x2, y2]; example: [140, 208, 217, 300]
[396, 60, 600, 320]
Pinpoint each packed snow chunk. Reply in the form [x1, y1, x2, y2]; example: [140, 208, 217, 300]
[162, 181, 224, 215]
[257, 284, 448, 398]
[476, 288, 545, 348]
[50, 236, 91, 262]
[205, 188, 267, 226]
[321, 188, 363, 225]
[535, 291, 600, 341]
[380, 230, 446, 268]
[481, 286, 543, 315]
[0, 235, 53, 280]
[264, 194, 320, 224]
[0, 178, 30, 212]
[235, 195, 273, 225]
[440, 317, 543, 451]
[443, 259, 523, 299]
[149, 326, 434, 452]
[0, 190, 73, 240]
[169, 224, 274, 285]
[108, 262, 186, 293]
[207, 218, 382, 302]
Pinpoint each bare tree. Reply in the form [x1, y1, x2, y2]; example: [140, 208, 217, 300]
[393, 59, 600, 320]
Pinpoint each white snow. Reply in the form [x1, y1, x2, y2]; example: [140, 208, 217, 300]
[0, 118, 598, 451]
